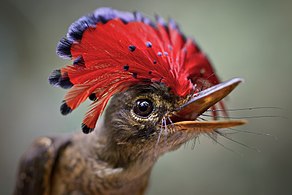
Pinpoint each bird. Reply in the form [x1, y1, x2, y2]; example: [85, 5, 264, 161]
[14, 7, 246, 195]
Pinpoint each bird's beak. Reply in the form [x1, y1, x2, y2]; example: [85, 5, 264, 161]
[170, 78, 246, 133]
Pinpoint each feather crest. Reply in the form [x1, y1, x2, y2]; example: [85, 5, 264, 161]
[49, 7, 221, 132]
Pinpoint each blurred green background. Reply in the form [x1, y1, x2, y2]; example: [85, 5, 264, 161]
[0, 0, 291, 194]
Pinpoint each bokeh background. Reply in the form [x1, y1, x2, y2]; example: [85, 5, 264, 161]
[1, 0, 291, 194]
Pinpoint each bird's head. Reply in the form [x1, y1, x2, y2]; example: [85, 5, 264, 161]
[49, 8, 245, 165]
[100, 78, 244, 162]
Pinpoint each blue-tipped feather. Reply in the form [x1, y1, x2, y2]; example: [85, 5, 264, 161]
[67, 15, 97, 41]
[155, 15, 167, 27]
[56, 38, 73, 59]
[65, 8, 155, 43]
[48, 69, 61, 86]
[48, 69, 73, 89]
[58, 73, 73, 89]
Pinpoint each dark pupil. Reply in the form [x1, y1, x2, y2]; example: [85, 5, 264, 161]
[138, 101, 149, 112]
[134, 99, 153, 117]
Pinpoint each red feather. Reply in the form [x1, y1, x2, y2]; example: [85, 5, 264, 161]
[49, 8, 222, 133]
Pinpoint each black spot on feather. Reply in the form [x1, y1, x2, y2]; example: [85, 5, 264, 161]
[82, 123, 94, 134]
[123, 65, 129, 71]
[128, 45, 136, 52]
[146, 41, 152, 48]
[60, 101, 72, 115]
[89, 93, 97, 101]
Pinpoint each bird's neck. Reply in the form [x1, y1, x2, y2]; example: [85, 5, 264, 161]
[52, 132, 153, 194]
[70, 118, 157, 193]
[87, 118, 157, 177]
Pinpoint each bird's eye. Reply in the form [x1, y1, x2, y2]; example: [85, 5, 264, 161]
[133, 99, 154, 118]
